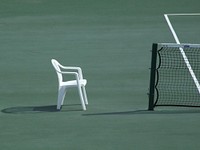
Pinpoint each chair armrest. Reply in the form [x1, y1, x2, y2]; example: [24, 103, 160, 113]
[56, 70, 78, 76]
[59, 65, 83, 79]
[59, 71, 82, 85]
[56, 70, 81, 80]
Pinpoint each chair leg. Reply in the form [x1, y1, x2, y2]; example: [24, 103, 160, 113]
[78, 85, 86, 110]
[82, 86, 88, 105]
[61, 90, 67, 106]
[57, 87, 66, 110]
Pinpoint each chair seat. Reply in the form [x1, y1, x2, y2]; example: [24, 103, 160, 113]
[60, 79, 87, 87]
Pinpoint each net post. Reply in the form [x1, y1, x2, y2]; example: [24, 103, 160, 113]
[148, 43, 158, 111]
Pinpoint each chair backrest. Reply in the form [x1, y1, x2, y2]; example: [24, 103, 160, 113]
[51, 59, 63, 85]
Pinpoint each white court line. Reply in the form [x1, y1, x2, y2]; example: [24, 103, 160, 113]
[166, 13, 200, 16]
[164, 13, 200, 94]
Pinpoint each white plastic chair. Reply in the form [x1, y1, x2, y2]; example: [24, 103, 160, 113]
[51, 59, 88, 111]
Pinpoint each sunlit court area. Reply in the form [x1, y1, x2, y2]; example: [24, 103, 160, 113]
[0, 0, 200, 150]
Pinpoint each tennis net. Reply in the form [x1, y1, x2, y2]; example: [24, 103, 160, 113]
[148, 43, 200, 110]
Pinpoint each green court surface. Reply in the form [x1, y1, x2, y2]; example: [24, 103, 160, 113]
[0, 0, 200, 150]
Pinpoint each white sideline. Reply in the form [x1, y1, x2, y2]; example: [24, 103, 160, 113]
[164, 13, 200, 94]
[165, 13, 200, 16]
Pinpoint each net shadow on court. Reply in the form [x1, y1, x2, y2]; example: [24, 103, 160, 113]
[83, 108, 200, 116]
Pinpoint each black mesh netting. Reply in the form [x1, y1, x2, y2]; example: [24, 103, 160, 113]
[155, 46, 200, 107]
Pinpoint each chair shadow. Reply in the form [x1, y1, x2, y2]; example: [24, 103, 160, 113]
[1, 104, 82, 114]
